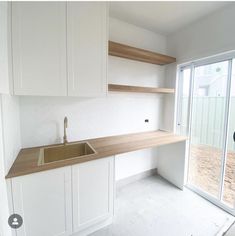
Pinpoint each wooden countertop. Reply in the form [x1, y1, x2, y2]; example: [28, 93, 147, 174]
[6, 130, 187, 178]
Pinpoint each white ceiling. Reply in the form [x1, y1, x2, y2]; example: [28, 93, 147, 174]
[109, 2, 230, 35]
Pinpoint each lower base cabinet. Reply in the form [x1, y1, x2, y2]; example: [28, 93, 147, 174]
[11, 166, 73, 236]
[72, 157, 114, 234]
[10, 156, 114, 236]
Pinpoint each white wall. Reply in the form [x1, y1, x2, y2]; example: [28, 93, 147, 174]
[109, 17, 166, 54]
[161, 64, 177, 132]
[1, 95, 21, 174]
[0, 95, 9, 236]
[163, 4, 235, 132]
[0, 95, 21, 236]
[115, 149, 158, 181]
[19, 94, 162, 146]
[167, 4, 235, 63]
[19, 18, 167, 180]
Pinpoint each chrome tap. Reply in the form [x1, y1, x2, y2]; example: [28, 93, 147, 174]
[63, 116, 68, 144]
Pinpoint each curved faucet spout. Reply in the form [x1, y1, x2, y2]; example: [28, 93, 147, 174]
[63, 116, 68, 144]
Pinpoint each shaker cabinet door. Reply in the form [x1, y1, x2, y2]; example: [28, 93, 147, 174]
[72, 157, 114, 232]
[11, 167, 72, 236]
[67, 2, 108, 97]
[12, 2, 67, 96]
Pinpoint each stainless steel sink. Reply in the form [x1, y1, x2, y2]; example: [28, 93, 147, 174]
[38, 142, 96, 165]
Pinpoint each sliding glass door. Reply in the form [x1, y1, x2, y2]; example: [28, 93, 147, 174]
[188, 61, 229, 199]
[222, 59, 235, 207]
[178, 56, 235, 214]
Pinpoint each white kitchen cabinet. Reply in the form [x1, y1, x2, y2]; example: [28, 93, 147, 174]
[72, 157, 114, 233]
[10, 157, 114, 236]
[11, 167, 72, 236]
[11, 2, 108, 97]
[0, 2, 10, 94]
[67, 2, 108, 97]
[11, 2, 67, 96]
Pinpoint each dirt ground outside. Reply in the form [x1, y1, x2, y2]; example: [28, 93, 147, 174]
[188, 144, 235, 207]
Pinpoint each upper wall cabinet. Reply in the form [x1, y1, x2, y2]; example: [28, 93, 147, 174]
[67, 2, 108, 97]
[11, 2, 108, 97]
[12, 2, 67, 96]
[0, 2, 10, 94]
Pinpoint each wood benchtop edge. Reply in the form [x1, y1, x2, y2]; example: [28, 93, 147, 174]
[6, 130, 187, 179]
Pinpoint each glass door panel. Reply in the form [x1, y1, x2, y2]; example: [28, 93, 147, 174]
[222, 59, 235, 207]
[188, 61, 229, 198]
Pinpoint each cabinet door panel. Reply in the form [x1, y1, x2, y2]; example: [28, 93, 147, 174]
[12, 2, 67, 96]
[67, 2, 107, 97]
[11, 167, 72, 236]
[72, 157, 114, 232]
[0, 2, 10, 94]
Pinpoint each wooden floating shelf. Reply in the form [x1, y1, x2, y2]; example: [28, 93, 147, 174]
[108, 84, 175, 94]
[108, 41, 176, 65]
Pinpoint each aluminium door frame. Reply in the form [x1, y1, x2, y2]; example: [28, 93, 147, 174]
[176, 64, 195, 186]
[177, 51, 235, 215]
[218, 59, 233, 202]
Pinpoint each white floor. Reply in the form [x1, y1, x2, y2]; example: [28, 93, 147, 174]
[90, 175, 234, 236]
[225, 223, 235, 236]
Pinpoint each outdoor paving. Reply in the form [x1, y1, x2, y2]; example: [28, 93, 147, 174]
[188, 144, 235, 207]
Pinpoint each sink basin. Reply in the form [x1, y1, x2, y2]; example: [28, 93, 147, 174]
[38, 142, 96, 165]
